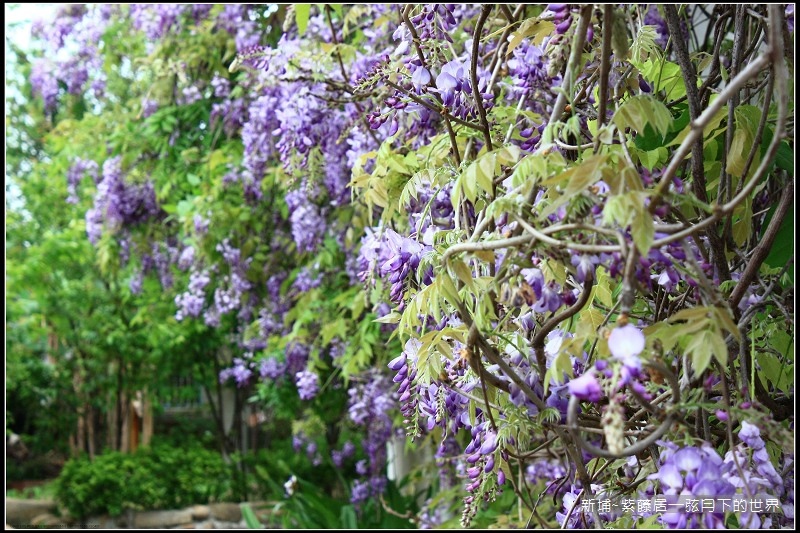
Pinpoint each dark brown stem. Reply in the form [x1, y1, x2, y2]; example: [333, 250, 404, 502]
[723, 73, 773, 248]
[531, 274, 594, 378]
[499, 4, 514, 23]
[400, 5, 463, 164]
[323, 6, 381, 146]
[664, 6, 706, 203]
[729, 181, 793, 310]
[665, 5, 731, 284]
[719, 6, 746, 208]
[596, 5, 613, 132]
[470, 5, 494, 153]
[381, 79, 482, 132]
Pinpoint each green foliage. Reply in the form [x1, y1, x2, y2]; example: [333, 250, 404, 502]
[241, 503, 263, 528]
[613, 95, 673, 139]
[5, 481, 58, 501]
[273, 477, 419, 529]
[645, 306, 740, 375]
[55, 444, 235, 518]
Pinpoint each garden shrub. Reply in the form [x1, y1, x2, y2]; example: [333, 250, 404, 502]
[55, 444, 234, 518]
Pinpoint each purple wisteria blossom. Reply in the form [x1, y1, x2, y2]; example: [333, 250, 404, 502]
[608, 324, 646, 372]
[66, 158, 99, 204]
[295, 370, 319, 400]
[568, 372, 603, 403]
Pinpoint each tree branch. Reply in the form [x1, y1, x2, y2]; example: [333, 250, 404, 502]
[470, 5, 494, 153]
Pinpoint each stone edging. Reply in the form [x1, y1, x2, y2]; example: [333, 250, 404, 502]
[6, 500, 276, 529]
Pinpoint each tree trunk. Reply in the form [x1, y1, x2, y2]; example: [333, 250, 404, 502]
[119, 390, 130, 453]
[141, 390, 153, 447]
[107, 389, 118, 451]
[73, 370, 85, 457]
[86, 403, 96, 460]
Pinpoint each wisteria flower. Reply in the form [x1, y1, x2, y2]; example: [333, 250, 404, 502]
[608, 324, 646, 363]
[568, 372, 603, 403]
[411, 66, 431, 93]
[295, 370, 319, 400]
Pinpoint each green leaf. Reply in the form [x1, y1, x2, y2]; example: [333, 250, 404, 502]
[540, 154, 608, 219]
[506, 18, 555, 56]
[774, 141, 793, 173]
[631, 194, 654, 254]
[757, 351, 791, 394]
[731, 195, 752, 247]
[449, 259, 475, 292]
[633, 123, 667, 152]
[644, 322, 680, 352]
[667, 306, 712, 324]
[594, 269, 614, 308]
[544, 349, 573, 396]
[613, 95, 673, 138]
[439, 273, 462, 309]
[762, 205, 793, 269]
[328, 4, 343, 18]
[686, 329, 714, 374]
[398, 169, 433, 209]
[321, 318, 347, 345]
[711, 306, 741, 341]
[207, 149, 227, 172]
[477, 153, 496, 194]
[374, 312, 401, 324]
[636, 59, 686, 100]
[602, 194, 631, 227]
[339, 505, 357, 529]
[241, 504, 263, 529]
[453, 163, 479, 207]
[637, 146, 667, 170]
[295, 4, 311, 35]
[668, 104, 726, 148]
[708, 326, 729, 367]
[496, 145, 521, 166]
[576, 306, 605, 338]
[176, 200, 194, 217]
[630, 23, 660, 62]
[725, 124, 755, 178]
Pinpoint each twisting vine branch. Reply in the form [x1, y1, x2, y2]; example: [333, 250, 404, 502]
[470, 5, 495, 154]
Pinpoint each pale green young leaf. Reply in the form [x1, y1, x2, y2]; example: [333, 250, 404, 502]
[667, 306, 713, 324]
[449, 259, 475, 292]
[576, 306, 606, 338]
[687, 329, 714, 375]
[295, 4, 311, 35]
[594, 269, 614, 308]
[725, 126, 754, 178]
[506, 18, 555, 56]
[374, 312, 401, 324]
[613, 95, 673, 138]
[708, 326, 729, 367]
[631, 193, 654, 254]
[732, 195, 752, 248]
[630, 24, 660, 62]
[476, 153, 495, 195]
[399, 169, 433, 209]
[644, 322, 680, 353]
[711, 306, 741, 341]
